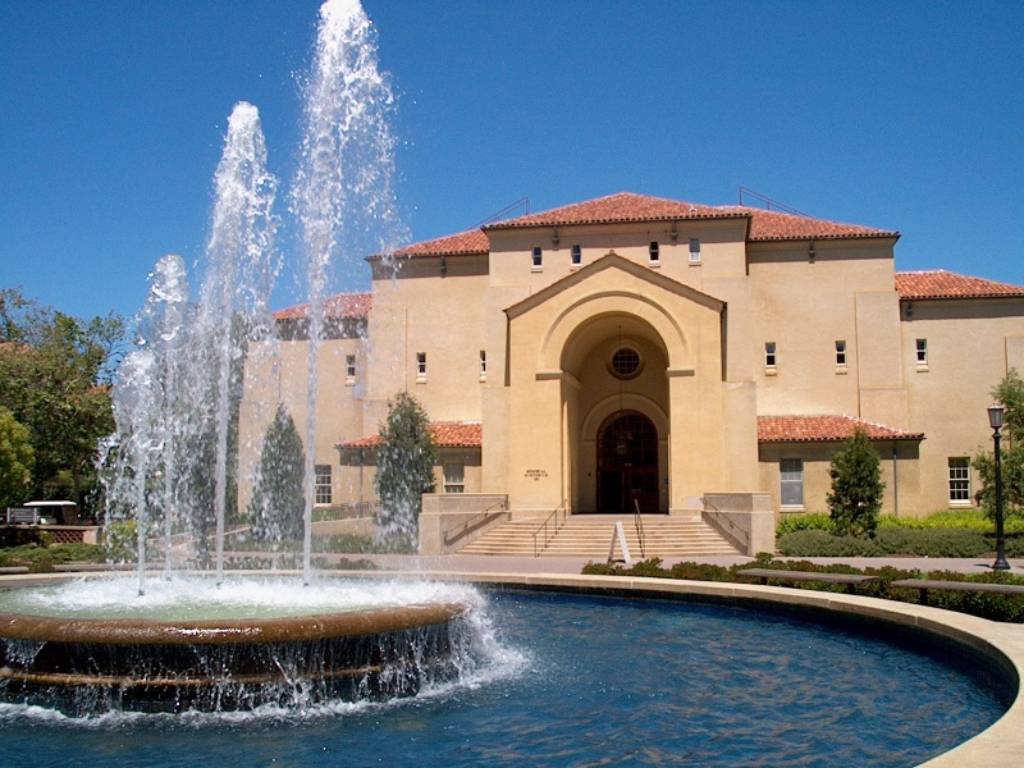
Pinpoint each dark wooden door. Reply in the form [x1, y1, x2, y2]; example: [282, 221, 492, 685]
[597, 411, 659, 514]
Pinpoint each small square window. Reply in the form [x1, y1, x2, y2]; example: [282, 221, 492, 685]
[416, 352, 427, 377]
[315, 464, 332, 505]
[571, 244, 582, 265]
[835, 340, 847, 366]
[649, 241, 660, 263]
[916, 338, 928, 365]
[532, 246, 542, 268]
[780, 458, 804, 507]
[345, 354, 356, 379]
[689, 238, 701, 264]
[948, 458, 971, 503]
[765, 341, 777, 368]
[479, 350, 487, 377]
[443, 463, 465, 494]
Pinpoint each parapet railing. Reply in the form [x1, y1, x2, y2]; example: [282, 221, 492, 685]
[443, 498, 509, 547]
[532, 500, 567, 557]
[633, 499, 647, 559]
[701, 496, 750, 552]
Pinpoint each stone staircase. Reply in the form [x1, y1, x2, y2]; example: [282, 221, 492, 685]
[457, 514, 742, 558]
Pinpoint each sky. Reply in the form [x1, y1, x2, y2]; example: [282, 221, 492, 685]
[1, 0, 1022, 322]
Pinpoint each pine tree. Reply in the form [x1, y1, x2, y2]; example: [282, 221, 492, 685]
[247, 404, 305, 544]
[374, 392, 437, 550]
[827, 428, 885, 537]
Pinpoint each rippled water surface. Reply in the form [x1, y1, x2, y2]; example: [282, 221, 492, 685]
[0, 590, 1009, 767]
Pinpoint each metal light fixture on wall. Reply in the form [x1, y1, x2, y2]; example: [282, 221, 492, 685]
[552, 227, 560, 247]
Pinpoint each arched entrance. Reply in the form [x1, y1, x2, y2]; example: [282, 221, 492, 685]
[597, 410, 659, 514]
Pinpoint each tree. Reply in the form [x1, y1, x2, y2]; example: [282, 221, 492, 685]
[0, 406, 34, 508]
[0, 289, 124, 512]
[247, 404, 305, 543]
[827, 428, 885, 537]
[374, 392, 437, 549]
[973, 369, 1024, 520]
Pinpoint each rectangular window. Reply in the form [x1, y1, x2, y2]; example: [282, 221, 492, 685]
[948, 458, 971, 503]
[571, 244, 582, 265]
[315, 464, 332, 505]
[443, 463, 465, 494]
[916, 338, 928, 365]
[345, 354, 356, 379]
[835, 340, 847, 366]
[689, 238, 701, 263]
[416, 352, 427, 378]
[649, 241, 660, 263]
[532, 246, 543, 268]
[479, 350, 487, 377]
[780, 458, 804, 507]
[765, 341, 777, 368]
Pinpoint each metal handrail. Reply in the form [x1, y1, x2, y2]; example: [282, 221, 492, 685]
[633, 498, 646, 559]
[443, 498, 508, 546]
[701, 496, 750, 549]
[531, 500, 567, 557]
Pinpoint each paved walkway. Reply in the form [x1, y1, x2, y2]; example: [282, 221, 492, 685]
[320, 552, 1024, 575]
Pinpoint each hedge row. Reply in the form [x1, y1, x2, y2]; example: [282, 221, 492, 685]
[582, 556, 1024, 622]
[777, 528, 1024, 558]
[777, 509, 1024, 537]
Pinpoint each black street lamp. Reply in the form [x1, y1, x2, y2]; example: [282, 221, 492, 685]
[988, 403, 1010, 571]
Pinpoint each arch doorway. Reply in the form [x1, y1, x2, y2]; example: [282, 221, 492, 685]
[597, 411, 659, 514]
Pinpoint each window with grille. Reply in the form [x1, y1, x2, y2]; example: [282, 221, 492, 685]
[780, 458, 804, 506]
[610, 347, 641, 379]
[345, 354, 356, 379]
[835, 340, 847, 366]
[479, 350, 487, 377]
[416, 352, 427, 377]
[689, 238, 701, 263]
[315, 465, 332, 505]
[916, 338, 928, 365]
[948, 458, 971, 503]
[571, 244, 581, 265]
[649, 241, 660, 263]
[532, 246, 542, 268]
[765, 341, 777, 368]
[443, 463, 465, 494]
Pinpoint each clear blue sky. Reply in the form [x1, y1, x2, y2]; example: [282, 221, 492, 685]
[1, 0, 1022, 322]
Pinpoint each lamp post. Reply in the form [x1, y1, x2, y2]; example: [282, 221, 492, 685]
[988, 403, 1010, 572]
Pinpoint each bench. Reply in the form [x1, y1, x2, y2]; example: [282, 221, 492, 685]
[890, 579, 1024, 604]
[737, 568, 879, 594]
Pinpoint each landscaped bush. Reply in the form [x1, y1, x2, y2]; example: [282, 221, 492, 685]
[776, 513, 834, 537]
[104, 519, 137, 562]
[878, 509, 1024, 533]
[0, 525, 49, 549]
[581, 557, 1024, 622]
[777, 527, 1024, 558]
[0, 542, 105, 572]
[776, 530, 885, 556]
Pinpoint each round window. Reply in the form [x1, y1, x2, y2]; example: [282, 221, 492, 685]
[610, 347, 641, 379]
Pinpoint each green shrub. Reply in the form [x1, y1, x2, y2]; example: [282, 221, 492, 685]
[0, 542, 104, 571]
[0, 526, 47, 548]
[776, 513, 834, 537]
[777, 530, 885, 557]
[828, 428, 884, 537]
[777, 527, 1018, 558]
[878, 509, 1024, 533]
[104, 519, 137, 562]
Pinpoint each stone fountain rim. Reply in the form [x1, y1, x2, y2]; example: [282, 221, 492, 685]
[0, 602, 466, 645]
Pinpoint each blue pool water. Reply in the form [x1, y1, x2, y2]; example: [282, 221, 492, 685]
[0, 589, 1011, 767]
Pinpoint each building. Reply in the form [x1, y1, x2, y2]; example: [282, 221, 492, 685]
[238, 192, 1024, 552]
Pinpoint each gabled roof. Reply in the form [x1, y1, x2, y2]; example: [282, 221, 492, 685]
[504, 251, 724, 319]
[735, 206, 897, 241]
[274, 292, 372, 321]
[340, 421, 482, 449]
[895, 270, 1024, 301]
[758, 415, 924, 443]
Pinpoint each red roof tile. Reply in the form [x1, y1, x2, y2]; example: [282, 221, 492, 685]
[391, 228, 489, 258]
[340, 421, 482, 449]
[895, 270, 1024, 301]
[274, 292, 371, 321]
[482, 192, 896, 241]
[758, 415, 923, 443]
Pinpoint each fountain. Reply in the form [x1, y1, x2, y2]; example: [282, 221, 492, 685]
[0, 0, 494, 716]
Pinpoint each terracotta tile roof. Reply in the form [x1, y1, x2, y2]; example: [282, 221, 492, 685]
[340, 421, 482, 449]
[758, 415, 924, 443]
[273, 292, 372, 321]
[481, 192, 896, 241]
[391, 228, 489, 258]
[895, 270, 1024, 301]
[735, 206, 897, 241]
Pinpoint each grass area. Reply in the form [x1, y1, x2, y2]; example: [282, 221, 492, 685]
[583, 556, 1024, 623]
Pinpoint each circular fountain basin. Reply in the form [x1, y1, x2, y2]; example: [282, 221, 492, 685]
[0, 576, 479, 714]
